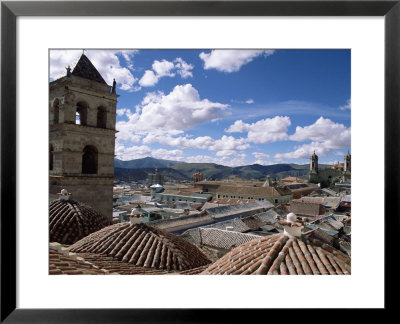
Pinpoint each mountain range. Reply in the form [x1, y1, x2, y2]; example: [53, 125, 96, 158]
[114, 157, 330, 181]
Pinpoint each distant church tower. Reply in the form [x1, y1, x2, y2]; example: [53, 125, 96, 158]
[310, 151, 318, 173]
[49, 54, 118, 220]
[344, 150, 351, 172]
[309, 151, 319, 181]
[343, 150, 351, 182]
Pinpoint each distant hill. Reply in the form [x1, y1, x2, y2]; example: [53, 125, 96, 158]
[115, 167, 190, 181]
[115, 157, 183, 169]
[114, 157, 331, 182]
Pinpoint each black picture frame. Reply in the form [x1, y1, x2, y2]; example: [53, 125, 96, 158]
[1, 0, 398, 322]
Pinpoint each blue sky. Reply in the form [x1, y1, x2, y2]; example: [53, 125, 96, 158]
[50, 49, 351, 166]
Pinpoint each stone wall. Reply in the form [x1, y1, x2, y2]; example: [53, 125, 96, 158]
[49, 73, 118, 222]
[50, 176, 114, 220]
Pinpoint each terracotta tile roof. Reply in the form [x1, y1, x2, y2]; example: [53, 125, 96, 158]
[49, 198, 111, 245]
[49, 243, 109, 275]
[290, 200, 325, 218]
[199, 228, 259, 250]
[71, 54, 107, 84]
[69, 223, 211, 271]
[281, 177, 306, 184]
[200, 233, 351, 275]
[178, 265, 210, 275]
[75, 253, 173, 275]
[303, 228, 335, 246]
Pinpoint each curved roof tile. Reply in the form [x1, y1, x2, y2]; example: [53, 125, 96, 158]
[69, 223, 211, 271]
[49, 244, 109, 275]
[49, 198, 111, 245]
[200, 233, 350, 275]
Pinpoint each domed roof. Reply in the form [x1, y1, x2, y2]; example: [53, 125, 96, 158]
[200, 233, 350, 275]
[49, 198, 111, 245]
[69, 223, 211, 271]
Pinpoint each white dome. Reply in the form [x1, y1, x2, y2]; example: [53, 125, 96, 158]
[287, 212, 297, 222]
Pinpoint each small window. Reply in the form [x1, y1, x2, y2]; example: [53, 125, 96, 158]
[82, 145, 98, 174]
[49, 144, 54, 170]
[76, 102, 88, 126]
[97, 107, 107, 128]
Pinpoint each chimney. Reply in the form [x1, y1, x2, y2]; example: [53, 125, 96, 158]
[58, 189, 71, 201]
[263, 175, 272, 187]
[128, 206, 142, 224]
[283, 212, 303, 238]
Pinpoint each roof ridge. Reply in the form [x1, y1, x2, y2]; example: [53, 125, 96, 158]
[71, 54, 107, 84]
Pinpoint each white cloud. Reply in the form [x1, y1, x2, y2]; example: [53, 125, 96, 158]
[115, 143, 184, 161]
[139, 70, 159, 87]
[252, 152, 273, 165]
[231, 98, 254, 104]
[49, 50, 138, 91]
[116, 108, 129, 117]
[225, 120, 249, 133]
[143, 133, 249, 153]
[274, 117, 351, 160]
[199, 50, 275, 73]
[226, 116, 291, 144]
[174, 58, 194, 78]
[289, 117, 350, 147]
[210, 135, 249, 151]
[185, 153, 247, 167]
[152, 59, 175, 77]
[139, 57, 194, 87]
[115, 84, 230, 145]
[185, 155, 221, 164]
[275, 142, 332, 160]
[130, 84, 229, 132]
[339, 99, 351, 111]
[253, 152, 270, 159]
[120, 50, 139, 71]
[116, 124, 142, 143]
[222, 153, 248, 167]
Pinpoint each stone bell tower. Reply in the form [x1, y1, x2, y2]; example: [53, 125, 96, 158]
[309, 151, 319, 182]
[343, 150, 351, 182]
[344, 150, 351, 172]
[49, 54, 118, 220]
